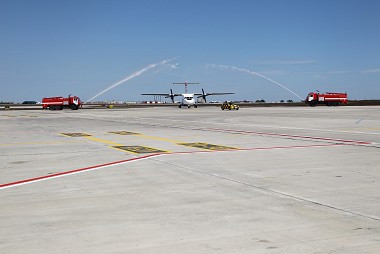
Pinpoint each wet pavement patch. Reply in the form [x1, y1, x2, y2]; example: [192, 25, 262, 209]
[178, 142, 237, 150]
[113, 145, 167, 154]
[10, 161, 28, 164]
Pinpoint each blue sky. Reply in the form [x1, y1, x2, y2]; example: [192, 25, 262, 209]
[1, 0, 380, 102]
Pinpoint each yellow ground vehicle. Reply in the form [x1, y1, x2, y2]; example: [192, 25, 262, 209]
[221, 101, 239, 110]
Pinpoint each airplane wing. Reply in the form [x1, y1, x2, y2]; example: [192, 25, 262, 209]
[141, 89, 182, 103]
[141, 93, 182, 97]
[194, 92, 234, 96]
[195, 89, 234, 102]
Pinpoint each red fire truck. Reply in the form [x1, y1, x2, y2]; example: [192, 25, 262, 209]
[42, 95, 82, 110]
[305, 92, 348, 107]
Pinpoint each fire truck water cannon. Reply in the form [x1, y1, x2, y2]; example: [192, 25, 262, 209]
[42, 95, 82, 110]
[305, 92, 348, 107]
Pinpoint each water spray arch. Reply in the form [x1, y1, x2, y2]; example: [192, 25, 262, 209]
[85, 57, 179, 103]
[212, 64, 304, 101]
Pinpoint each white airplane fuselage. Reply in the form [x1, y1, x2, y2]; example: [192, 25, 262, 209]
[179, 94, 197, 108]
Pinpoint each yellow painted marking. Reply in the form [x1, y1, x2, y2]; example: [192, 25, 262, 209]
[109, 132, 238, 151]
[178, 142, 237, 150]
[112, 145, 168, 154]
[111, 146, 140, 154]
[71, 135, 138, 154]
[108, 131, 180, 146]
[111, 131, 207, 147]
[61, 132, 125, 152]
[82, 136, 168, 154]
[136, 134, 181, 144]
[84, 136, 124, 146]
[84, 136, 138, 154]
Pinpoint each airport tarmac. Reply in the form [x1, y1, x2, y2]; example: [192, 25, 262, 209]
[1, 106, 380, 253]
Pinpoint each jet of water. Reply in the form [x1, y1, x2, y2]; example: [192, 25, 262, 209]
[212, 64, 304, 101]
[85, 57, 179, 103]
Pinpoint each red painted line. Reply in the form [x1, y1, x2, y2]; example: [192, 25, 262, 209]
[0, 153, 161, 189]
[0, 143, 345, 190]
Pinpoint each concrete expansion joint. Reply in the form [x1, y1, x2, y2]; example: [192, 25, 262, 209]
[148, 156, 380, 223]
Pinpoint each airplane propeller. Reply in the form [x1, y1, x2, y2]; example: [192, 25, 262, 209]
[165, 89, 175, 103]
[198, 88, 208, 102]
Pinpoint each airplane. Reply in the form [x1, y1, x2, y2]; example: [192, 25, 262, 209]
[141, 82, 234, 108]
